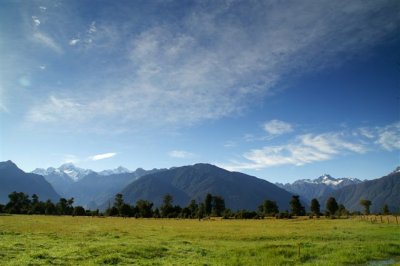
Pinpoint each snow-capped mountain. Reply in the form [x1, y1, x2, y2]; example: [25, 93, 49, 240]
[276, 174, 362, 202]
[98, 166, 131, 176]
[32, 163, 94, 182]
[299, 174, 362, 187]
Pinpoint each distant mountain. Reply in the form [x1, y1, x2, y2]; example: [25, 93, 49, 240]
[0, 160, 60, 204]
[33, 163, 94, 182]
[98, 166, 131, 176]
[320, 168, 400, 213]
[33, 164, 164, 208]
[276, 174, 362, 202]
[115, 163, 294, 211]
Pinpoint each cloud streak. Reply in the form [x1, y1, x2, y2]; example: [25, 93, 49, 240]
[89, 152, 117, 161]
[169, 150, 195, 159]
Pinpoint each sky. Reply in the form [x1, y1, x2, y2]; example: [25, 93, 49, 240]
[0, 0, 399, 183]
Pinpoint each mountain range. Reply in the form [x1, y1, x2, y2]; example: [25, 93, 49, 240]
[0, 161, 59, 204]
[276, 174, 362, 202]
[320, 168, 400, 213]
[33, 164, 164, 208]
[1, 160, 399, 213]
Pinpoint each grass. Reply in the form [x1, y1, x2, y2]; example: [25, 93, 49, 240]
[0, 215, 399, 265]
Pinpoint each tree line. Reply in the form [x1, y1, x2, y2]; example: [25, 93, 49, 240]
[0, 191, 392, 218]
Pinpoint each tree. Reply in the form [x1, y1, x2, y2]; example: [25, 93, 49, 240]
[107, 206, 119, 216]
[120, 204, 132, 217]
[187, 200, 199, 218]
[337, 204, 348, 217]
[382, 204, 390, 215]
[310, 198, 320, 216]
[135, 200, 153, 218]
[290, 195, 305, 216]
[360, 199, 372, 215]
[212, 196, 225, 216]
[114, 193, 125, 216]
[56, 198, 74, 215]
[204, 193, 213, 216]
[73, 206, 86, 216]
[160, 194, 173, 218]
[260, 200, 279, 216]
[45, 200, 56, 215]
[6, 191, 31, 214]
[326, 197, 339, 217]
[197, 203, 205, 219]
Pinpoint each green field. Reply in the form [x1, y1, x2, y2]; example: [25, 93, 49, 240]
[0, 215, 399, 265]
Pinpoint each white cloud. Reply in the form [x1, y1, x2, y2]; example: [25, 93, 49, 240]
[33, 32, 63, 53]
[24, 1, 400, 131]
[69, 39, 80, 46]
[89, 152, 117, 161]
[39, 6, 47, 11]
[168, 150, 195, 159]
[263, 120, 293, 135]
[222, 131, 367, 171]
[376, 122, 400, 151]
[32, 16, 40, 27]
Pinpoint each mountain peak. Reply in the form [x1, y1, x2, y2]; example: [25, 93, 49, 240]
[0, 160, 19, 171]
[391, 166, 400, 174]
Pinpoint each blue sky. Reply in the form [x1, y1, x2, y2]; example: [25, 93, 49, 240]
[1, 0, 399, 183]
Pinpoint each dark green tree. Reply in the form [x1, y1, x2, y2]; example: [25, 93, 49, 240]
[45, 200, 56, 215]
[153, 208, 160, 218]
[360, 199, 372, 215]
[290, 195, 305, 216]
[6, 191, 31, 214]
[310, 198, 320, 216]
[160, 194, 173, 218]
[107, 206, 119, 216]
[187, 200, 199, 218]
[73, 206, 86, 216]
[326, 197, 339, 217]
[114, 193, 125, 216]
[212, 196, 225, 216]
[136, 200, 153, 218]
[382, 204, 390, 215]
[56, 198, 74, 215]
[197, 203, 205, 219]
[260, 200, 279, 216]
[120, 203, 132, 217]
[204, 193, 213, 216]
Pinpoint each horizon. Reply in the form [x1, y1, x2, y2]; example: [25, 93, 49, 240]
[1, 1, 399, 183]
[2, 159, 398, 184]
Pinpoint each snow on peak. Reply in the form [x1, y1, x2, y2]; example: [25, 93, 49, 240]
[32, 163, 94, 182]
[392, 166, 400, 174]
[99, 166, 131, 176]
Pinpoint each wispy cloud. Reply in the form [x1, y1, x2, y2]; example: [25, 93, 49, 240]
[376, 122, 400, 151]
[69, 39, 80, 46]
[168, 150, 195, 159]
[221, 122, 399, 171]
[21, 1, 400, 131]
[32, 16, 40, 26]
[222, 132, 367, 171]
[263, 120, 293, 135]
[33, 32, 63, 53]
[89, 152, 117, 161]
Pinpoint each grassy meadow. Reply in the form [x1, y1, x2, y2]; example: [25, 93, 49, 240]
[0, 215, 399, 265]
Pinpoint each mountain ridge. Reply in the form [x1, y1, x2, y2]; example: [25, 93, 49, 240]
[0, 160, 60, 204]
